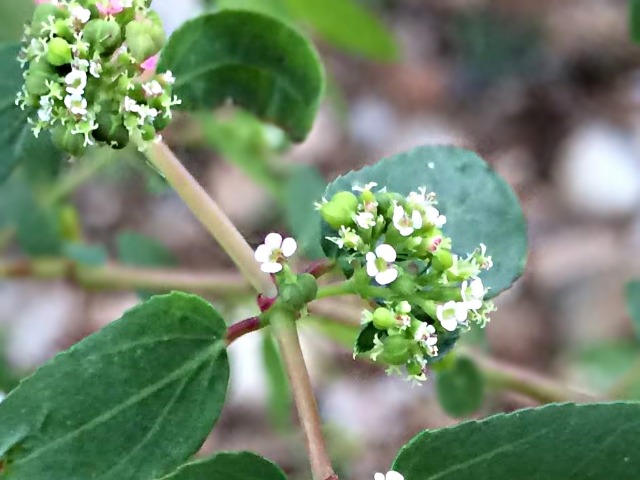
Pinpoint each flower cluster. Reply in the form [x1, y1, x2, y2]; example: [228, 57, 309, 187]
[16, 0, 181, 156]
[319, 182, 495, 384]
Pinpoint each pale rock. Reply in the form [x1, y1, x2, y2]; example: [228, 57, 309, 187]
[556, 122, 640, 218]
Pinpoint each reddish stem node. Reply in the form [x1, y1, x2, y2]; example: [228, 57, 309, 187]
[305, 259, 335, 279]
[226, 316, 261, 345]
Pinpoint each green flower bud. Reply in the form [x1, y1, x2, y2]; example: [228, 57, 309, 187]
[25, 59, 56, 96]
[125, 20, 165, 62]
[140, 124, 156, 142]
[83, 19, 121, 55]
[31, 4, 68, 37]
[380, 336, 413, 366]
[360, 189, 376, 206]
[320, 191, 358, 229]
[55, 19, 75, 42]
[153, 114, 171, 132]
[52, 125, 87, 157]
[433, 249, 453, 271]
[372, 307, 395, 330]
[406, 359, 425, 377]
[296, 273, 318, 304]
[47, 37, 72, 66]
[94, 111, 130, 150]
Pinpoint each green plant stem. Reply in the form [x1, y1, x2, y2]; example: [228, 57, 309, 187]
[0, 258, 249, 295]
[270, 308, 336, 480]
[46, 153, 112, 204]
[142, 140, 276, 296]
[315, 280, 355, 300]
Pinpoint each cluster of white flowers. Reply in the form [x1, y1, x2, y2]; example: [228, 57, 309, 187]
[319, 182, 495, 384]
[16, 0, 181, 155]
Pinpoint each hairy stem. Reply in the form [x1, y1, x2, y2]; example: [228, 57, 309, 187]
[0, 258, 249, 295]
[270, 309, 335, 480]
[143, 140, 276, 296]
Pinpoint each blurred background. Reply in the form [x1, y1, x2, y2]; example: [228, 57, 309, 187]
[2, 0, 640, 479]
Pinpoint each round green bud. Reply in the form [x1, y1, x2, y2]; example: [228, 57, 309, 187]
[140, 124, 157, 142]
[31, 4, 68, 37]
[52, 125, 87, 157]
[406, 359, 425, 377]
[372, 307, 395, 330]
[360, 189, 376, 206]
[25, 59, 56, 96]
[94, 111, 130, 149]
[153, 114, 171, 132]
[58, 205, 82, 242]
[83, 19, 122, 55]
[125, 20, 164, 62]
[47, 37, 72, 66]
[320, 191, 358, 229]
[380, 335, 413, 366]
[432, 249, 453, 271]
[296, 273, 318, 304]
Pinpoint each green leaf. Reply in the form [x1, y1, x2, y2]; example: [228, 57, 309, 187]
[0, 292, 230, 480]
[63, 243, 108, 267]
[393, 402, 640, 479]
[632, 0, 640, 43]
[159, 10, 325, 142]
[321, 145, 528, 296]
[626, 280, 640, 340]
[285, 165, 326, 259]
[162, 451, 287, 480]
[435, 356, 485, 418]
[284, 0, 399, 61]
[262, 332, 292, 429]
[213, 0, 291, 21]
[0, 43, 63, 185]
[0, 177, 62, 256]
[0, 1, 34, 43]
[116, 231, 177, 299]
[354, 322, 378, 356]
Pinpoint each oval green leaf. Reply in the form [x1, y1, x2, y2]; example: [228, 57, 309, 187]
[162, 451, 287, 480]
[0, 292, 229, 480]
[158, 10, 325, 142]
[393, 402, 640, 479]
[0, 43, 63, 184]
[435, 356, 485, 418]
[321, 145, 528, 296]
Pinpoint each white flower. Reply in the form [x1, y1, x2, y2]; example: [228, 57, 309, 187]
[424, 205, 446, 228]
[65, 70, 87, 95]
[162, 71, 176, 84]
[64, 94, 88, 116]
[354, 211, 376, 229]
[37, 107, 52, 122]
[254, 233, 297, 274]
[461, 278, 485, 311]
[414, 322, 438, 347]
[327, 226, 362, 251]
[142, 80, 164, 97]
[478, 243, 493, 270]
[395, 301, 412, 330]
[436, 301, 468, 331]
[71, 6, 92, 24]
[393, 204, 423, 236]
[365, 244, 398, 285]
[89, 61, 102, 78]
[123, 96, 140, 113]
[407, 186, 436, 208]
[353, 181, 378, 193]
[375, 472, 404, 480]
[137, 105, 159, 124]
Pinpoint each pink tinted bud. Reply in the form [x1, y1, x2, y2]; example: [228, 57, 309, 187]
[35, 0, 52, 4]
[141, 53, 159, 71]
[428, 236, 442, 252]
[97, 0, 125, 16]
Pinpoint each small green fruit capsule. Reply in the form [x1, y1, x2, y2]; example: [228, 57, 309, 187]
[140, 124, 157, 142]
[406, 359, 425, 377]
[125, 20, 164, 62]
[380, 336, 413, 366]
[55, 19, 74, 41]
[372, 307, 395, 330]
[83, 19, 121, 54]
[153, 114, 171, 132]
[47, 37, 72, 66]
[94, 111, 130, 149]
[360, 189, 376, 206]
[25, 59, 56, 96]
[320, 191, 358, 229]
[433, 249, 453, 271]
[296, 273, 318, 304]
[52, 125, 87, 157]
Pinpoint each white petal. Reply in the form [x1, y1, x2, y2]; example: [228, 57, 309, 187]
[366, 259, 379, 277]
[470, 278, 485, 298]
[374, 474, 385, 480]
[386, 472, 405, 480]
[375, 244, 396, 262]
[376, 268, 398, 285]
[398, 225, 413, 237]
[365, 252, 376, 263]
[281, 237, 297, 257]
[426, 336, 438, 346]
[411, 210, 423, 229]
[392, 204, 404, 223]
[261, 262, 283, 274]
[454, 303, 469, 322]
[465, 299, 483, 311]
[264, 232, 283, 249]
[440, 315, 458, 332]
[254, 244, 272, 263]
